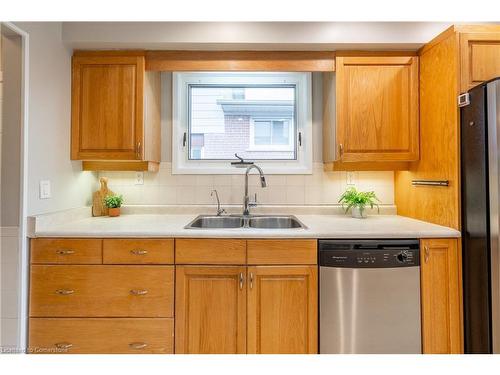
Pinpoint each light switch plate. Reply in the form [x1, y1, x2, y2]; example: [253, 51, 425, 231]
[39, 180, 51, 199]
[135, 172, 144, 185]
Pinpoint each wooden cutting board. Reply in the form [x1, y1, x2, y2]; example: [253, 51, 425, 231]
[92, 177, 114, 217]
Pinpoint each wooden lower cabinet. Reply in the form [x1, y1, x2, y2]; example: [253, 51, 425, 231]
[175, 265, 318, 354]
[29, 318, 174, 354]
[247, 266, 318, 354]
[420, 238, 463, 353]
[30, 265, 174, 317]
[29, 236, 466, 354]
[175, 266, 247, 354]
[31, 238, 102, 264]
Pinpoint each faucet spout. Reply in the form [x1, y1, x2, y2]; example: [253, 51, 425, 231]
[243, 164, 267, 216]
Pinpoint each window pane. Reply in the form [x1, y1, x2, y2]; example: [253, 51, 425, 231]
[254, 121, 272, 145]
[189, 83, 296, 160]
[272, 120, 289, 145]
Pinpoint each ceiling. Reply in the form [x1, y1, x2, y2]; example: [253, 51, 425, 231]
[61, 22, 457, 51]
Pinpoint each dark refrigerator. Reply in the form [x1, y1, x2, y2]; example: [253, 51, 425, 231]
[461, 77, 500, 353]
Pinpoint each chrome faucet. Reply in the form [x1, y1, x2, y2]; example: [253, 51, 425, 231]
[211, 189, 226, 216]
[243, 164, 267, 216]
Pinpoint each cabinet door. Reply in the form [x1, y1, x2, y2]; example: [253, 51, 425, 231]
[336, 55, 419, 162]
[175, 266, 247, 354]
[420, 238, 463, 353]
[460, 32, 500, 92]
[247, 266, 318, 354]
[71, 55, 144, 160]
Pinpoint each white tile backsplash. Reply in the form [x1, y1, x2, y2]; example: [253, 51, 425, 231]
[99, 162, 394, 206]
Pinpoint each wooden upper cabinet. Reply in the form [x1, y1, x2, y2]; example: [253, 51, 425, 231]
[460, 32, 500, 91]
[175, 266, 247, 354]
[71, 52, 161, 171]
[247, 266, 317, 354]
[334, 54, 419, 163]
[420, 238, 462, 354]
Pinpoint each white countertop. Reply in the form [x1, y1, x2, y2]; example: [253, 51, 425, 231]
[29, 207, 460, 239]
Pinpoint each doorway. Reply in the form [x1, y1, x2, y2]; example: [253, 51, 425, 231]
[0, 22, 28, 353]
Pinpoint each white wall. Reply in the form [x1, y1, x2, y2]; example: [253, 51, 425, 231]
[0, 26, 22, 350]
[15, 22, 97, 216]
[1, 227, 19, 349]
[1, 32, 22, 226]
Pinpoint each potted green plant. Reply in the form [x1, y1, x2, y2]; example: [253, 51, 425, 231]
[338, 187, 380, 219]
[104, 194, 124, 217]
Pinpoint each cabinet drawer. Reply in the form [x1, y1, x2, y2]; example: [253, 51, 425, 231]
[30, 265, 174, 317]
[247, 240, 317, 265]
[29, 318, 173, 354]
[175, 239, 246, 264]
[31, 239, 102, 264]
[103, 239, 174, 264]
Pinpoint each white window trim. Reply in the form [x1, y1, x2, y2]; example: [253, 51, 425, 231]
[247, 118, 295, 152]
[172, 71, 312, 175]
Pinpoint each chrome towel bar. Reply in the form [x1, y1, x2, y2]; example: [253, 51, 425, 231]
[411, 180, 449, 187]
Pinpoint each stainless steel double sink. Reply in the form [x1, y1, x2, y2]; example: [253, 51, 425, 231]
[184, 215, 307, 230]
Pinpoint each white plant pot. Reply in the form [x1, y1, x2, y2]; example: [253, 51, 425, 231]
[351, 205, 367, 219]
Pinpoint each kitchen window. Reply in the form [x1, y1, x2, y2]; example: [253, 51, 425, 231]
[173, 72, 312, 174]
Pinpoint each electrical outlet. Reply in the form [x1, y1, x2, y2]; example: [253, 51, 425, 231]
[39, 180, 51, 199]
[346, 171, 357, 186]
[135, 172, 144, 185]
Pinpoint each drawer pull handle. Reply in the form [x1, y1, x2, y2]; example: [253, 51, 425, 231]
[56, 249, 75, 255]
[129, 342, 148, 350]
[55, 342, 73, 350]
[55, 289, 74, 295]
[130, 289, 148, 296]
[136, 142, 142, 159]
[239, 272, 244, 290]
[131, 249, 148, 256]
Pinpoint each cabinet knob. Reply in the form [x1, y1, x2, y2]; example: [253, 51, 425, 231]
[55, 289, 74, 295]
[338, 144, 344, 159]
[424, 246, 430, 263]
[129, 342, 148, 350]
[130, 289, 148, 296]
[249, 272, 254, 290]
[56, 249, 75, 255]
[130, 249, 148, 256]
[55, 342, 73, 350]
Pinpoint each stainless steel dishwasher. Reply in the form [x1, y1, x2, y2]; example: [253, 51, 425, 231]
[319, 239, 421, 354]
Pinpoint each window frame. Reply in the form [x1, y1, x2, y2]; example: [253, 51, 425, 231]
[172, 71, 312, 174]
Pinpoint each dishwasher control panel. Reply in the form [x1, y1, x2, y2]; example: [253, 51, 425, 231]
[319, 240, 420, 268]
